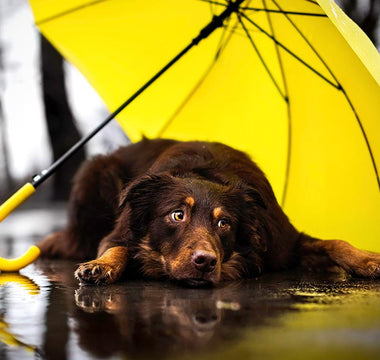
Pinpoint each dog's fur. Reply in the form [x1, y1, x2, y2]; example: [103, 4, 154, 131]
[38, 138, 380, 287]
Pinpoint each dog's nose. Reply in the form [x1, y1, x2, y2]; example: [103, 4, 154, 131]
[192, 250, 217, 273]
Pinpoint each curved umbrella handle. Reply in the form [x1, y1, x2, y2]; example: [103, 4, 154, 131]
[0, 183, 40, 272]
[0, 245, 41, 272]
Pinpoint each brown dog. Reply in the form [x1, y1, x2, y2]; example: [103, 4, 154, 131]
[38, 138, 380, 287]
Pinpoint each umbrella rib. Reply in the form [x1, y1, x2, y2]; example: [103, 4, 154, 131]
[214, 12, 237, 60]
[198, 0, 228, 7]
[271, 1, 380, 191]
[341, 90, 380, 191]
[35, 0, 109, 25]
[305, 0, 319, 5]
[198, 0, 325, 17]
[238, 15, 287, 101]
[271, 0, 340, 86]
[262, 0, 289, 100]
[156, 61, 217, 138]
[262, 0, 291, 207]
[241, 8, 327, 17]
[238, 12, 340, 89]
[157, 16, 237, 137]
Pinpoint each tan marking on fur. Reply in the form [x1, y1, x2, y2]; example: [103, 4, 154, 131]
[135, 236, 166, 278]
[189, 227, 222, 260]
[100, 246, 128, 262]
[75, 246, 128, 284]
[213, 207, 223, 220]
[184, 196, 195, 208]
[169, 248, 193, 273]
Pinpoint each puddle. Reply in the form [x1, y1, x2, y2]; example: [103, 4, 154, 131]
[0, 209, 380, 360]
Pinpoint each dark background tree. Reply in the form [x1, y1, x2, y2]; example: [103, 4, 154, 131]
[40, 35, 86, 201]
[0, 46, 14, 194]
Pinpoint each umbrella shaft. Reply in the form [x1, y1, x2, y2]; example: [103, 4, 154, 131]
[32, 0, 245, 188]
[31, 42, 194, 187]
[193, 0, 244, 44]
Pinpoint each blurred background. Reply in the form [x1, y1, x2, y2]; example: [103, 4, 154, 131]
[0, 0, 379, 205]
[0, 0, 129, 206]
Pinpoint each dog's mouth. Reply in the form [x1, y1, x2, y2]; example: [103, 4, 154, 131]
[179, 278, 214, 288]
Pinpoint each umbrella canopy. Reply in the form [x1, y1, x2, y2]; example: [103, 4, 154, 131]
[28, 0, 380, 252]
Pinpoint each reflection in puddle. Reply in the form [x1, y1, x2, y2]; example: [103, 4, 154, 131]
[0, 255, 379, 359]
[0, 271, 46, 358]
[40, 261, 380, 359]
[0, 316, 39, 355]
[0, 273, 41, 356]
[71, 281, 241, 357]
[0, 273, 40, 296]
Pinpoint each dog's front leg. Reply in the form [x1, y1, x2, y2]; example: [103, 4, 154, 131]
[75, 246, 128, 285]
[298, 235, 380, 278]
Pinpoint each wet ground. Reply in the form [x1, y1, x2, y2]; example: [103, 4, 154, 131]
[0, 208, 380, 360]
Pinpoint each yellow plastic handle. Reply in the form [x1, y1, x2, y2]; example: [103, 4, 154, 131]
[0, 245, 41, 272]
[0, 183, 36, 223]
[0, 183, 40, 272]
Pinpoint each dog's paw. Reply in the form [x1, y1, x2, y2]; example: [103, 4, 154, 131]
[340, 248, 380, 278]
[74, 261, 118, 285]
[351, 257, 380, 278]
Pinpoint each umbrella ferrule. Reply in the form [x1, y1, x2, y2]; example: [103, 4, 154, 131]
[192, 0, 244, 45]
[193, 15, 225, 45]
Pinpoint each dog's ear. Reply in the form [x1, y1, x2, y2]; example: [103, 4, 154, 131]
[232, 182, 267, 210]
[119, 173, 176, 207]
[118, 173, 175, 237]
[235, 184, 269, 264]
[242, 186, 267, 210]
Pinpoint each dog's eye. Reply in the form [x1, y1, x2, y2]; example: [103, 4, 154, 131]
[170, 210, 185, 222]
[217, 219, 229, 228]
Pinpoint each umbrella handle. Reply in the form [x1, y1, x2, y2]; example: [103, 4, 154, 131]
[0, 183, 36, 222]
[0, 183, 41, 272]
[0, 245, 40, 272]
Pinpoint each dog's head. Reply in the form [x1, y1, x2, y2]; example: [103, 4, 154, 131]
[119, 173, 268, 287]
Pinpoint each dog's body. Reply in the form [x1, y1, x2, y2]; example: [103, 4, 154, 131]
[39, 138, 380, 286]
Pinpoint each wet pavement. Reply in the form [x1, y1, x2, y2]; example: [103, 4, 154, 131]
[0, 209, 380, 360]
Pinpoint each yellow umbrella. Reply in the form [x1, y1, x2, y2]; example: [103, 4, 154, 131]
[1, 0, 379, 270]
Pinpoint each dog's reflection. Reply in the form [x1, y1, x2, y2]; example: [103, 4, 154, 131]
[73, 282, 240, 352]
[41, 261, 337, 359]
[34, 259, 356, 360]
[37, 261, 247, 357]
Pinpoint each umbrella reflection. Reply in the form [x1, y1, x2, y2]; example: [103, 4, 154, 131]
[0, 317, 39, 355]
[0, 273, 40, 295]
[0, 273, 42, 356]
